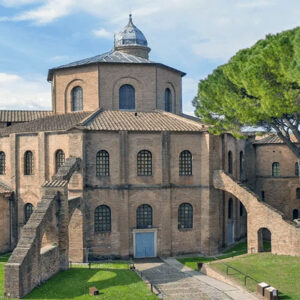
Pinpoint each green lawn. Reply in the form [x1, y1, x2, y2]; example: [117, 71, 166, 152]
[0, 254, 157, 300]
[210, 253, 300, 300]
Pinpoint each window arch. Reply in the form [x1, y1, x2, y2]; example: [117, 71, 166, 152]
[165, 88, 172, 112]
[296, 162, 299, 176]
[272, 162, 280, 177]
[228, 198, 233, 219]
[179, 150, 192, 176]
[239, 151, 243, 176]
[0, 151, 5, 175]
[96, 150, 110, 177]
[119, 84, 135, 110]
[293, 209, 299, 220]
[178, 203, 193, 229]
[228, 151, 233, 174]
[24, 203, 33, 223]
[55, 150, 65, 173]
[297, 188, 300, 199]
[137, 150, 152, 176]
[94, 205, 111, 232]
[71, 86, 83, 111]
[24, 151, 33, 175]
[137, 204, 152, 229]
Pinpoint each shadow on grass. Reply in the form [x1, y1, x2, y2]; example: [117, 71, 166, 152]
[24, 267, 144, 299]
[0, 253, 11, 263]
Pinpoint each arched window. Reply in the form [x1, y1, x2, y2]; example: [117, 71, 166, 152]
[293, 209, 299, 220]
[165, 88, 172, 112]
[179, 150, 192, 176]
[94, 205, 111, 232]
[297, 188, 300, 199]
[137, 150, 152, 176]
[24, 203, 33, 223]
[178, 203, 193, 229]
[228, 198, 233, 219]
[240, 202, 244, 216]
[228, 151, 233, 174]
[137, 204, 152, 229]
[272, 162, 280, 177]
[0, 151, 5, 175]
[295, 162, 299, 176]
[239, 151, 243, 176]
[119, 84, 135, 110]
[55, 150, 65, 173]
[24, 151, 33, 175]
[71, 86, 83, 111]
[96, 150, 110, 177]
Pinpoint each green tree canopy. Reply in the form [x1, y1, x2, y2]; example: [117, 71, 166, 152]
[193, 27, 300, 157]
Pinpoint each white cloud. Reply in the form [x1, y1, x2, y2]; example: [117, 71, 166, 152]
[0, 0, 43, 7]
[0, 73, 51, 110]
[236, 0, 273, 9]
[93, 28, 112, 39]
[182, 77, 199, 116]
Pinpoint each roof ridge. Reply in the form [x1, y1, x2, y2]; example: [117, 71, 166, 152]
[78, 108, 103, 127]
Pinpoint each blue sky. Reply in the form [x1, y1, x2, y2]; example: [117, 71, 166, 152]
[0, 0, 299, 114]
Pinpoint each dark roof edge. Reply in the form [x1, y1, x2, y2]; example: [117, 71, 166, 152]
[47, 61, 186, 81]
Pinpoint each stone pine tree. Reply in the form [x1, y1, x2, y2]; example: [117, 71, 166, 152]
[193, 27, 300, 158]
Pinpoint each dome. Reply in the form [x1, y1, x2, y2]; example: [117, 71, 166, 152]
[114, 14, 148, 48]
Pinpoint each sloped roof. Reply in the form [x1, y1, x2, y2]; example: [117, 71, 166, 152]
[0, 181, 13, 195]
[47, 50, 186, 81]
[0, 110, 53, 123]
[0, 109, 207, 136]
[254, 134, 298, 144]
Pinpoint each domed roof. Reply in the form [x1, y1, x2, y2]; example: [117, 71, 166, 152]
[114, 14, 148, 47]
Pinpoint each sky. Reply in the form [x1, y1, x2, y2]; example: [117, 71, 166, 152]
[0, 0, 299, 115]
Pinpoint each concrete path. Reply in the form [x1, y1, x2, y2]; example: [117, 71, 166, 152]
[134, 258, 257, 300]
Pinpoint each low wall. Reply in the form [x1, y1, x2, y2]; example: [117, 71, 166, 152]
[40, 245, 60, 282]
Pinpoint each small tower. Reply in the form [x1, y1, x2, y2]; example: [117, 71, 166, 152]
[114, 14, 151, 59]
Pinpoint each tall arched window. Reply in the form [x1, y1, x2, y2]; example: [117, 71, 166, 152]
[137, 204, 152, 229]
[178, 203, 193, 229]
[297, 188, 300, 199]
[295, 162, 299, 176]
[179, 150, 192, 176]
[228, 198, 233, 219]
[119, 84, 135, 110]
[228, 151, 233, 174]
[272, 162, 280, 177]
[24, 203, 33, 223]
[239, 151, 243, 176]
[165, 88, 172, 112]
[96, 150, 110, 177]
[24, 151, 33, 175]
[94, 205, 111, 232]
[293, 209, 299, 220]
[0, 151, 5, 175]
[137, 150, 152, 176]
[71, 86, 83, 111]
[55, 150, 65, 173]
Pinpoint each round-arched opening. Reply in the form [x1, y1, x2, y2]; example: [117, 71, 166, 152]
[257, 227, 271, 252]
[119, 84, 135, 110]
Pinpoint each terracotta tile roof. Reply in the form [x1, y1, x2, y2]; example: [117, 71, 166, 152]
[254, 134, 298, 144]
[0, 110, 53, 122]
[0, 181, 13, 195]
[0, 111, 92, 136]
[78, 110, 207, 132]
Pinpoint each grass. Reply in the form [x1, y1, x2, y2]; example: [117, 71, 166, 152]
[0, 254, 157, 300]
[210, 253, 300, 300]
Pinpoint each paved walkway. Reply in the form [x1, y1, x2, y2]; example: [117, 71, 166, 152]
[134, 258, 257, 300]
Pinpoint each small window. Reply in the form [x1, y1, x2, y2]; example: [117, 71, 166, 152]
[239, 151, 243, 176]
[24, 203, 33, 223]
[137, 150, 152, 176]
[297, 188, 300, 200]
[71, 86, 83, 111]
[261, 191, 265, 202]
[94, 205, 111, 232]
[55, 150, 65, 173]
[137, 204, 152, 229]
[96, 150, 110, 177]
[272, 162, 280, 177]
[119, 84, 135, 110]
[178, 203, 193, 229]
[179, 150, 192, 176]
[0, 152, 5, 175]
[293, 209, 299, 220]
[240, 202, 244, 216]
[24, 151, 33, 175]
[228, 198, 233, 219]
[228, 151, 233, 174]
[295, 162, 299, 176]
[165, 88, 172, 112]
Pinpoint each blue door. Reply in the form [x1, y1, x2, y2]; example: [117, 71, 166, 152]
[135, 232, 155, 258]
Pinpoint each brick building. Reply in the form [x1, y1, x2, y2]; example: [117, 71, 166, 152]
[0, 15, 298, 263]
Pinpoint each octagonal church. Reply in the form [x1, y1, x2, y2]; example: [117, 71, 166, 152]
[2, 16, 300, 275]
